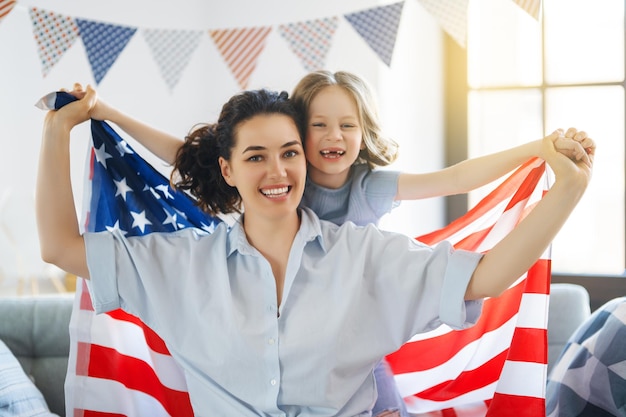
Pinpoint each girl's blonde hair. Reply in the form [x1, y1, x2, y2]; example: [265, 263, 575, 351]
[291, 70, 399, 168]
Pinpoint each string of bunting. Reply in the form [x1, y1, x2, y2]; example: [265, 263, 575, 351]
[1, 0, 541, 91]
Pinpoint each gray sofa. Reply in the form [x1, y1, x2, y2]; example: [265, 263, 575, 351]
[0, 284, 592, 416]
[0, 294, 73, 416]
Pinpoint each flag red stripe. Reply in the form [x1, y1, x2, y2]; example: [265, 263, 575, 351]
[82, 343, 193, 416]
[388, 278, 526, 373]
[81, 412, 126, 417]
[418, 159, 544, 244]
[506, 327, 547, 363]
[524, 260, 551, 293]
[413, 349, 508, 401]
[486, 393, 546, 417]
[106, 309, 171, 355]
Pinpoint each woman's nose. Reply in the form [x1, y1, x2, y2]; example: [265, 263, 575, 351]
[267, 157, 286, 178]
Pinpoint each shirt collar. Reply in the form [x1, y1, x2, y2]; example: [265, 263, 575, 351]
[226, 207, 325, 257]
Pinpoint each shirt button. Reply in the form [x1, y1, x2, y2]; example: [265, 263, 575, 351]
[268, 338, 275, 345]
[270, 379, 277, 386]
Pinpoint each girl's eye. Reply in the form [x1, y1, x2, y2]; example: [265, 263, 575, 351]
[247, 155, 263, 162]
[284, 150, 299, 158]
[342, 124, 356, 129]
[311, 122, 325, 128]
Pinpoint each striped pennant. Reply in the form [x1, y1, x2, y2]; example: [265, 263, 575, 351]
[417, 0, 468, 47]
[76, 19, 137, 85]
[50, 85, 549, 416]
[209, 26, 272, 90]
[0, 0, 15, 24]
[278, 17, 338, 72]
[344, 1, 405, 67]
[142, 29, 203, 92]
[28, 8, 79, 77]
[512, 0, 542, 20]
[390, 157, 550, 416]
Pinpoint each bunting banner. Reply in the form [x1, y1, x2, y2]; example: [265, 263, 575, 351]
[38, 92, 551, 416]
[0, 0, 15, 24]
[75, 18, 137, 84]
[277, 17, 339, 72]
[344, 1, 405, 67]
[29, 8, 80, 77]
[143, 29, 204, 92]
[210, 26, 272, 90]
[416, 0, 468, 47]
[513, 0, 542, 20]
[12, 1, 542, 90]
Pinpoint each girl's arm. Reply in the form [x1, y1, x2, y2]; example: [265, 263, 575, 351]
[35, 84, 95, 279]
[67, 88, 182, 165]
[396, 134, 594, 200]
[464, 128, 594, 300]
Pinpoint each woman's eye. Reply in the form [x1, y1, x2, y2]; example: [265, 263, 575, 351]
[284, 150, 299, 158]
[311, 123, 325, 128]
[247, 155, 263, 162]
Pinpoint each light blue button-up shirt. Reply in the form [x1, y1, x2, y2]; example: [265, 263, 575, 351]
[85, 207, 483, 417]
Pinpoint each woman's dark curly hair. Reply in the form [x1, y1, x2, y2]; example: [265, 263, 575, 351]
[171, 89, 301, 216]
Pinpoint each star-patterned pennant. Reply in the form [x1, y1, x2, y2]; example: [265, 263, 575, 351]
[417, 0, 468, 47]
[210, 26, 272, 90]
[344, 1, 404, 67]
[278, 17, 339, 72]
[0, 0, 16, 24]
[76, 18, 137, 85]
[29, 8, 80, 77]
[512, 0, 542, 20]
[143, 29, 203, 92]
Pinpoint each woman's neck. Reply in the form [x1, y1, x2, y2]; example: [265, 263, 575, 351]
[241, 210, 301, 307]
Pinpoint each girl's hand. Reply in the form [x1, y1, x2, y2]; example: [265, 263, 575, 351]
[543, 128, 594, 188]
[553, 127, 595, 168]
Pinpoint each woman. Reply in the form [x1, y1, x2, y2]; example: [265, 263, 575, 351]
[36, 84, 593, 416]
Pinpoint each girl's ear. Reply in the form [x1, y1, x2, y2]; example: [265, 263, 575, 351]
[219, 157, 235, 186]
[360, 140, 366, 151]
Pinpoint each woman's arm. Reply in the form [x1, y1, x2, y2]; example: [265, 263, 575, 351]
[396, 132, 594, 200]
[35, 84, 95, 279]
[464, 128, 594, 300]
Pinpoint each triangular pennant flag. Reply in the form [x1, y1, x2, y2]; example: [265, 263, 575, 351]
[512, 0, 542, 20]
[0, 0, 16, 24]
[76, 19, 137, 85]
[278, 17, 339, 72]
[417, 0, 468, 47]
[209, 26, 272, 90]
[28, 8, 80, 77]
[344, 2, 404, 67]
[143, 29, 203, 92]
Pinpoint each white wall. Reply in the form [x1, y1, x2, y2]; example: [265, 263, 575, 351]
[0, 0, 444, 289]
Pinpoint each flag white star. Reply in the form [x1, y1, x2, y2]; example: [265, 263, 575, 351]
[105, 220, 128, 236]
[155, 184, 174, 200]
[114, 177, 133, 201]
[144, 184, 161, 199]
[130, 210, 152, 233]
[94, 143, 113, 168]
[116, 140, 134, 156]
[162, 208, 179, 230]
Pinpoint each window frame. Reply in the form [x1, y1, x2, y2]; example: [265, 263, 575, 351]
[442, 7, 626, 311]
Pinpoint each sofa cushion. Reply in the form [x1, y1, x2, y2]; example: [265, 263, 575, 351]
[0, 339, 57, 416]
[0, 295, 73, 416]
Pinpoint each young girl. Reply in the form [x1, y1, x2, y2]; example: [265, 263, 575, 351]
[68, 71, 594, 416]
[36, 83, 592, 416]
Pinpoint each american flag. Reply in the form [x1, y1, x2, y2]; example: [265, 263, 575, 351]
[54, 92, 550, 416]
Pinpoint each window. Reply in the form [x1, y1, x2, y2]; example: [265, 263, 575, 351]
[464, 0, 625, 275]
